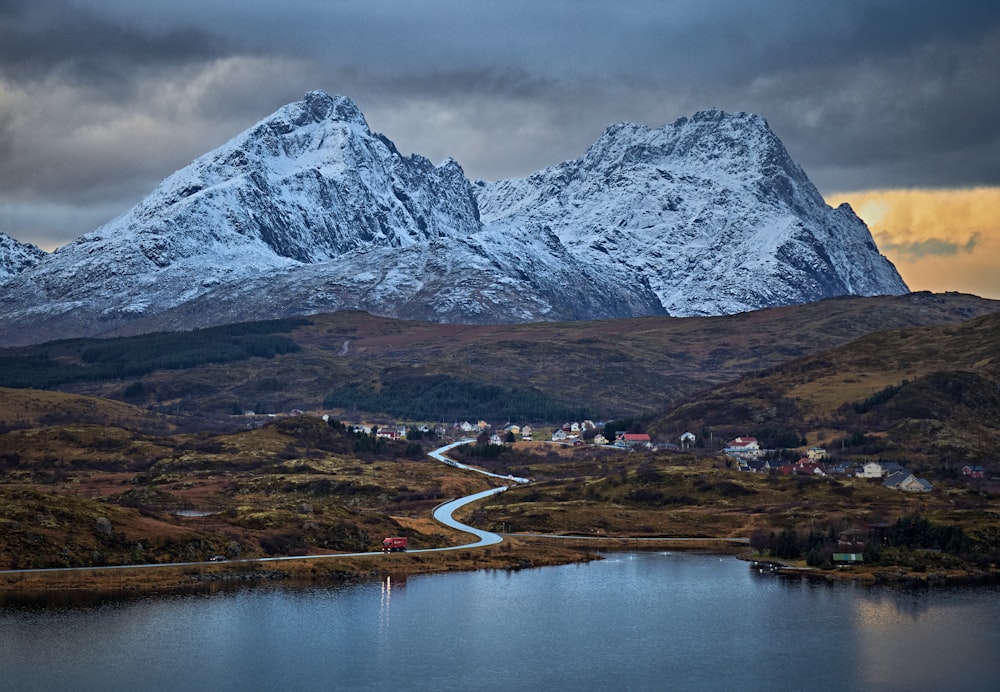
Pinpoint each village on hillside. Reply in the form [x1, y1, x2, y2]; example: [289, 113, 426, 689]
[242, 409, 983, 494]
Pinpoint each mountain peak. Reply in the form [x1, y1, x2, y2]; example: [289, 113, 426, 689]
[264, 91, 370, 135]
[688, 108, 766, 125]
[584, 108, 782, 168]
[477, 107, 907, 316]
[303, 91, 367, 127]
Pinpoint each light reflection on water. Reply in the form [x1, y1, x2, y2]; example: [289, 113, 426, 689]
[854, 589, 1000, 691]
[2, 552, 1000, 691]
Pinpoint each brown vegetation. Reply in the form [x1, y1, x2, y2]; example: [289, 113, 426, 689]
[2, 293, 999, 590]
[650, 310, 1000, 469]
[0, 410, 489, 572]
[2, 292, 995, 423]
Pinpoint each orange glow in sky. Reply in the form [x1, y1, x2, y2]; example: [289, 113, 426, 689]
[826, 188, 1000, 300]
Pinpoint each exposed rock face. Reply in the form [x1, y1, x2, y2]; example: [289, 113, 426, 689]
[0, 231, 46, 281]
[0, 93, 907, 346]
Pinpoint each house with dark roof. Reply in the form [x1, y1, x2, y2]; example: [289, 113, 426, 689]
[792, 458, 827, 476]
[883, 471, 933, 492]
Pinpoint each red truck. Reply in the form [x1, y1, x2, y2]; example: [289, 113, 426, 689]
[382, 536, 408, 553]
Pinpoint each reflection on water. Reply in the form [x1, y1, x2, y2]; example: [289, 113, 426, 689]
[2, 553, 999, 692]
[855, 591, 936, 628]
[854, 588, 1000, 691]
[379, 574, 406, 640]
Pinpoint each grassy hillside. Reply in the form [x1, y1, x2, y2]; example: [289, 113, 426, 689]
[650, 310, 1000, 469]
[0, 387, 178, 434]
[0, 405, 488, 570]
[0, 292, 995, 423]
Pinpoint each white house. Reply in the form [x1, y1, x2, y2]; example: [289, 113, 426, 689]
[860, 461, 884, 478]
[724, 436, 762, 459]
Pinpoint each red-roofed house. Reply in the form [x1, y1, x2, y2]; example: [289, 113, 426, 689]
[621, 433, 652, 449]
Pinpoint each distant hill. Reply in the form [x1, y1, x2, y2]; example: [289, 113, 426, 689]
[649, 309, 1000, 468]
[1, 292, 995, 424]
[0, 387, 177, 435]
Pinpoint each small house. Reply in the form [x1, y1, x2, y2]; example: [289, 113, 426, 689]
[745, 459, 768, 473]
[793, 458, 827, 476]
[622, 433, 652, 449]
[859, 461, 883, 478]
[883, 471, 933, 493]
[724, 436, 762, 459]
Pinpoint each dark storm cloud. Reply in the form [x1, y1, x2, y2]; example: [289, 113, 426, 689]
[0, 0, 232, 93]
[2, 0, 1000, 247]
[739, 34, 1000, 190]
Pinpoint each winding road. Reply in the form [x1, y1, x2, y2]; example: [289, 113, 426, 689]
[0, 438, 510, 576]
[0, 440, 745, 578]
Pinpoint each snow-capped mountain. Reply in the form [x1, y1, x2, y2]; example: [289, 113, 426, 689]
[0, 231, 46, 281]
[476, 110, 907, 316]
[0, 92, 907, 346]
[0, 92, 483, 343]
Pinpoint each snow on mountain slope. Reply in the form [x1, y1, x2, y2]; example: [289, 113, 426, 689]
[476, 110, 908, 316]
[72, 223, 666, 338]
[0, 92, 481, 341]
[0, 231, 46, 281]
[0, 95, 907, 346]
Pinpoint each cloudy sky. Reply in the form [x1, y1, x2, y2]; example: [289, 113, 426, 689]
[2, 0, 999, 297]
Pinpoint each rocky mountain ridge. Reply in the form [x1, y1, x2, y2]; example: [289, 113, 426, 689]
[476, 109, 907, 315]
[0, 231, 45, 280]
[0, 92, 907, 346]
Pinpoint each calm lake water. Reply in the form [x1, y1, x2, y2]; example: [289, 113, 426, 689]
[3, 551, 1000, 691]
